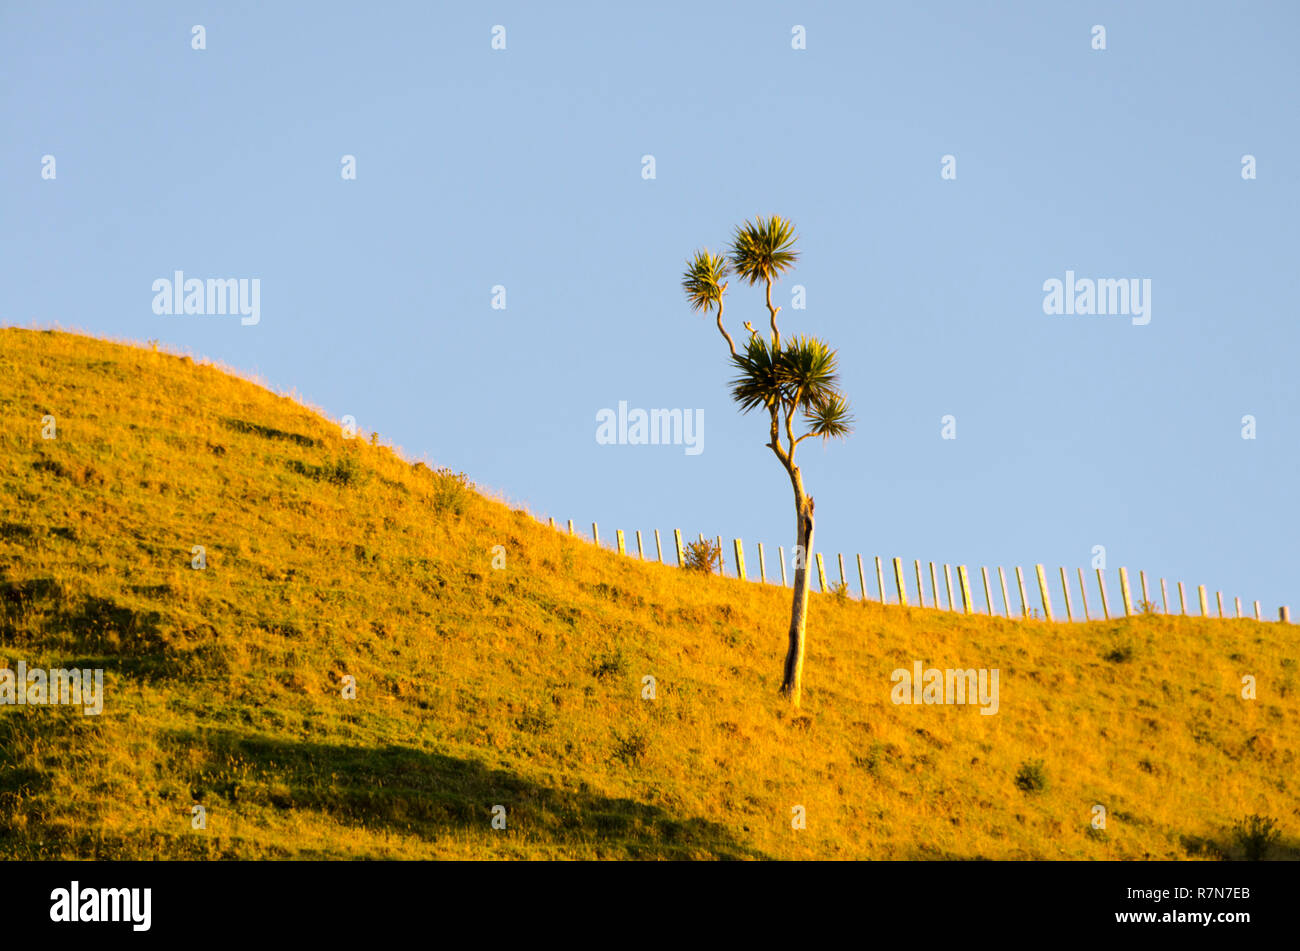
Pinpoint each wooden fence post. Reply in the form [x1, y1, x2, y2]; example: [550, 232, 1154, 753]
[1076, 567, 1090, 621]
[894, 557, 908, 607]
[1160, 577, 1169, 614]
[717, 536, 725, 576]
[1060, 567, 1074, 622]
[957, 565, 973, 614]
[1216, 591, 1224, 618]
[592, 522, 600, 546]
[944, 564, 955, 612]
[930, 562, 940, 610]
[1118, 567, 1133, 616]
[815, 553, 827, 592]
[999, 567, 1011, 618]
[616, 530, 625, 556]
[1281, 606, 1292, 624]
[1234, 596, 1242, 619]
[548, 517, 555, 529]
[780, 546, 788, 586]
[1015, 566, 1029, 617]
[1035, 564, 1054, 622]
[1177, 581, 1186, 615]
[840, 554, 848, 591]
[857, 554, 867, 600]
[1198, 585, 1208, 617]
[655, 529, 663, 563]
[1139, 570, 1150, 609]
[915, 560, 926, 608]
[1097, 569, 1110, 619]
[673, 529, 684, 566]
[567, 519, 574, 535]
[1254, 600, 1261, 621]
[758, 542, 767, 583]
[734, 539, 746, 581]
[635, 530, 644, 559]
[981, 566, 993, 615]
[876, 557, 886, 603]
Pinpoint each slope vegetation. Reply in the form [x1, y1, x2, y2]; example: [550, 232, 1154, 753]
[0, 328, 1295, 859]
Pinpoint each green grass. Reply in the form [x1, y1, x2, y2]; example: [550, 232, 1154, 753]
[0, 328, 1296, 860]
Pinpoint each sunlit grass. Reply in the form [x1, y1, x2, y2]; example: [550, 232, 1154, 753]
[0, 328, 1295, 860]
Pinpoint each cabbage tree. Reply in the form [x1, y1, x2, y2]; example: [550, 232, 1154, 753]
[682, 216, 852, 706]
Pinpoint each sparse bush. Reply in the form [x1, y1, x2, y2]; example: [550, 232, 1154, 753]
[515, 706, 554, 735]
[1138, 599, 1159, 615]
[1231, 814, 1280, 860]
[831, 580, 849, 604]
[326, 456, 361, 485]
[1015, 759, 1048, 793]
[684, 538, 722, 574]
[287, 456, 361, 486]
[613, 729, 648, 765]
[1104, 643, 1134, 663]
[428, 467, 472, 515]
[854, 742, 885, 776]
[590, 648, 629, 681]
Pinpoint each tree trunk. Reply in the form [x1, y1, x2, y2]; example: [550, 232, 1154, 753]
[780, 492, 814, 706]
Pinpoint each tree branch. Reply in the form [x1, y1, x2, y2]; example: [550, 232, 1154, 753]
[782, 384, 806, 461]
[765, 278, 782, 348]
[767, 401, 789, 467]
[713, 283, 735, 357]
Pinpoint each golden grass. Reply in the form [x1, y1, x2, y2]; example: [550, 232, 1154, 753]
[0, 327, 1295, 859]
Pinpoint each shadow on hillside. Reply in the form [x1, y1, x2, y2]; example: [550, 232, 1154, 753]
[169, 729, 769, 860]
[1260, 837, 1300, 861]
[897, 833, 1300, 862]
[1, 576, 168, 654]
[0, 574, 226, 683]
[1183, 830, 1300, 862]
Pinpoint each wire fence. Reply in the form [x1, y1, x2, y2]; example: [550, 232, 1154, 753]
[546, 517, 1293, 624]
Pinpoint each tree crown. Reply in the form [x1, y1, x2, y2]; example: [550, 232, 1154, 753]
[728, 215, 799, 286]
[682, 216, 852, 459]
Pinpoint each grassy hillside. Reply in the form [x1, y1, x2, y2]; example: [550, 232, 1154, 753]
[0, 327, 1295, 860]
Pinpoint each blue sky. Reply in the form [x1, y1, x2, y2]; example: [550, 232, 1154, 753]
[3, 1, 1297, 617]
